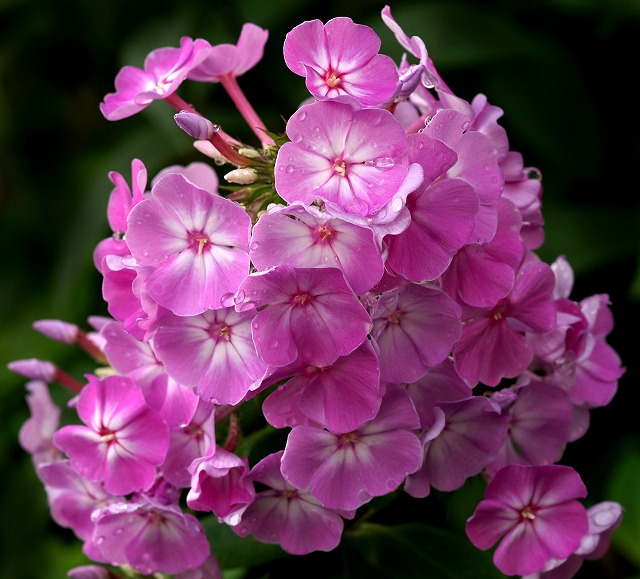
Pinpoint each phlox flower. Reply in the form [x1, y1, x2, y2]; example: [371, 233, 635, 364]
[188, 23, 268, 82]
[280, 385, 422, 510]
[19, 380, 62, 466]
[405, 396, 508, 498]
[236, 265, 372, 368]
[275, 98, 409, 217]
[152, 306, 267, 405]
[250, 203, 384, 294]
[453, 258, 557, 386]
[385, 133, 478, 282]
[160, 398, 216, 488]
[126, 173, 251, 316]
[100, 37, 211, 121]
[522, 501, 623, 579]
[100, 320, 199, 428]
[486, 382, 573, 476]
[442, 198, 526, 309]
[466, 464, 589, 577]
[235, 451, 346, 555]
[284, 17, 399, 107]
[262, 340, 382, 433]
[371, 283, 462, 384]
[187, 447, 256, 525]
[54, 375, 170, 496]
[37, 460, 116, 541]
[90, 499, 211, 575]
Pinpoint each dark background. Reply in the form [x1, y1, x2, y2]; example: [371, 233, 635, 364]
[1, 0, 639, 577]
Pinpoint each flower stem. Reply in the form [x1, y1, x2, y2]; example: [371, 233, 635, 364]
[220, 74, 275, 148]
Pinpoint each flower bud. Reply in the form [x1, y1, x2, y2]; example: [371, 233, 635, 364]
[174, 111, 218, 140]
[224, 167, 259, 185]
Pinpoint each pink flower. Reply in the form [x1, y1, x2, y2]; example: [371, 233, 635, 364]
[125, 173, 251, 316]
[250, 203, 384, 295]
[187, 448, 256, 524]
[90, 499, 211, 575]
[100, 37, 211, 121]
[284, 17, 399, 107]
[371, 283, 462, 383]
[153, 307, 267, 405]
[54, 375, 170, 495]
[235, 451, 346, 555]
[262, 340, 382, 433]
[275, 98, 409, 217]
[188, 23, 268, 82]
[18, 380, 62, 466]
[280, 385, 422, 510]
[236, 265, 372, 368]
[466, 464, 589, 576]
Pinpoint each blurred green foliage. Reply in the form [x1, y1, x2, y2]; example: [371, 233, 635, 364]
[1, 0, 639, 577]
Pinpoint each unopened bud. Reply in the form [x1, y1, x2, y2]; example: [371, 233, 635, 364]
[32, 319, 79, 344]
[224, 167, 259, 185]
[174, 110, 217, 140]
[8, 359, 57, 382]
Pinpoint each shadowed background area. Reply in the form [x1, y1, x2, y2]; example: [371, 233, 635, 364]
[1, 0, 639, 577]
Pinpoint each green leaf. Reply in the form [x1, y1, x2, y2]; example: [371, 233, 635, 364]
[201, 516, 288, 569]
[343, 522, 502, 578]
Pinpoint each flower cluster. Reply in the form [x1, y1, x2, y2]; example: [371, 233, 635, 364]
[10, 7, 625, 578]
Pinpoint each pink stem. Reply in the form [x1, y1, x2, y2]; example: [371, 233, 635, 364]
[220, 74, 275, 148]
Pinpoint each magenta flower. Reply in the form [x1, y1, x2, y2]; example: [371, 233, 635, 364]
[90, 499, 211, 575]
[160, 398, 216, 488]
[19, 380, 62, 466]
[280, 385, 422, 510]
[453, 259, 557, 386]
[236, 265, 372, 367]
[126, 173, 251, 316]
[235, 451, 346, 555]
[275, 98, 409, 217]
[37, 460, 115, 541]
[466, 464, 589, 576]
[100, 37, 211, 120]
[152, 307, 267, 404]
[262, 340, 382, 433]
[250, 203, 384, 295]
[371, 283, 462, 384]
[188, 23, 268, 82]
[405, 396, 508, 498]
[187, 448, 256, 524]
[54, 375, 170, 496]
[284, 17, 399, 107]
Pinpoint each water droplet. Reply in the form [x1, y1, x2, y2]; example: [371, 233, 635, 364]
[313, 126, 321, 132]
[298, 110, 307, 121]
[250, 241, 259, 251]
[462, 120, 470, 130]
[252, 321, 260, 329]
[114, 528, 124, 536]
[220, 293, 235, 307]
[211, 124, 220, 133]
[375, 157, 394, 170]
[95, 536, 105, 545]
[269, 340, 280, 349]
[292, 133, 303, 143]
[285, 165, 295, 174]
[416, 141, 424, 150]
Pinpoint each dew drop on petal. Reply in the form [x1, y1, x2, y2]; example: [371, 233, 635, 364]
[286, 166, 295, 174]
[95, 536, 105, 545]
[416, 141, 424, 150]
[220, 293, 235, 308]
[237, 526, 249, 536]
[250, 241, 259, 250]
[298, 110, 307, 121]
